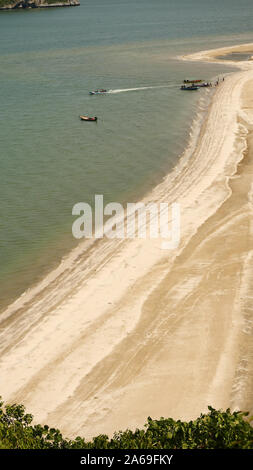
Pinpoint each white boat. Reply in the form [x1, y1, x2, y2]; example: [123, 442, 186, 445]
[89, 89, 107, 95]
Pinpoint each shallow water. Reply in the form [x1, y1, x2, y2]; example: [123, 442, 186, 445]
[217, 52, 253, 61]
[1, 0, 253, 310]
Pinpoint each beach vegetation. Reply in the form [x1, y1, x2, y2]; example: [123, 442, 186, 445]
[0, 0, 16, 6]
[0, 398, 252, 449]
[0, 0, 73, 7]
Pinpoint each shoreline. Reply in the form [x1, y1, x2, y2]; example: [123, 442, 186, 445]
[0, 1, 80, 10]
[0, 43, 253, 439]
[181, 42, 253, 65]
[0, 81, 215, 319]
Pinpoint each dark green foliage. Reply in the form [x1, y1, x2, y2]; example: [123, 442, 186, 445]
[0, 398, 252, 449]
[0, 0, 16, 7]
[0, 398, 68, 449]
[0, 0, 70, 7]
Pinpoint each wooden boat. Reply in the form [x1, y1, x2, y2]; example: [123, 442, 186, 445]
[181, 85, 199, 91]
[183, 79, 202, 84]
[80, 115, 98, 121]
[89, 89, 107, 95]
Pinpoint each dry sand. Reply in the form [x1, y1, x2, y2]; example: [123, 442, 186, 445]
[0, 43, 253, 439]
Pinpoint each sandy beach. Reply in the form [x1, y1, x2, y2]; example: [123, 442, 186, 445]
[0, 43, 253, 439]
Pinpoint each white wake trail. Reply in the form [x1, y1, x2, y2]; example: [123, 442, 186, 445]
[107, 85, 177, 94]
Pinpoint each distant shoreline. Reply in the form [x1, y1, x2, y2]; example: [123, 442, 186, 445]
[0, 0, 80, 10]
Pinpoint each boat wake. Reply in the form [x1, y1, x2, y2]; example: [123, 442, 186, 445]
[107, 85, 178, 94]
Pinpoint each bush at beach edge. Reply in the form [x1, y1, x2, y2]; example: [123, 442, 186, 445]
[0, 397, 252, 449]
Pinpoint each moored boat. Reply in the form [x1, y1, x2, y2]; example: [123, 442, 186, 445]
[183, 79, 203, 84]
[181, 85, 199, 91]
[80, 115, 98, 121]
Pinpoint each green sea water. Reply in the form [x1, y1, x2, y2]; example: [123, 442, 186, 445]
[1, 0, 253, 311]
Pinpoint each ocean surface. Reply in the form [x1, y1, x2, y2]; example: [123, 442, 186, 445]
[1, 0, 253, 312]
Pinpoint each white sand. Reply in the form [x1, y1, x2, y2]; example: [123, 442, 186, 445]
[0, 43, 253, 439]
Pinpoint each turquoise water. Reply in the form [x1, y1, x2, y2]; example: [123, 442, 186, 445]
[1, 0, 253, 311]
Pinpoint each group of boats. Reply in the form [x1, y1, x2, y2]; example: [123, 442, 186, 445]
[180, 79, 212, 91]
[80, 80, 212, 121]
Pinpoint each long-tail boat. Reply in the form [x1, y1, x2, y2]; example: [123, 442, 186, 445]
[80, 115, 98, 121]
[181, 85, 199, 91]
[183, 79, 203, 84]
[89, 89, 107, 95]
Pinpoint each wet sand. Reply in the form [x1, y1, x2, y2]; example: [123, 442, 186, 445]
[0, 44, 253, 439]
